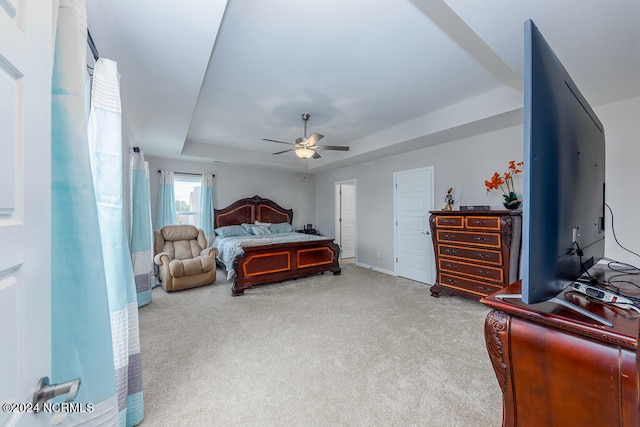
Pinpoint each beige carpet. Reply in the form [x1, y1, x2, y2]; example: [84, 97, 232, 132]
[138, 264, 502, 426]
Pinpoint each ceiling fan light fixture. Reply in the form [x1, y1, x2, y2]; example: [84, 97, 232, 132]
[264, 113, 349, 159]
[295, 147, 315, 159]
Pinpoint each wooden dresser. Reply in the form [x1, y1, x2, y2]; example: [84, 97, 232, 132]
[429, 210, 521, 301]
[482, 274, 640, 426]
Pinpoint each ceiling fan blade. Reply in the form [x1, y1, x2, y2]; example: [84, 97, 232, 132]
[305, 132, 324, 147]
[272, 149, 294, 155]
[314, 145, 350, 151]
[312, 151, 322, 159]
[263, 138, 295, 146]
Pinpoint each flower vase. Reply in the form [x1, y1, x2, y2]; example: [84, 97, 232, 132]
[503, 192, 521, 210]
[503, 200, 522, 210]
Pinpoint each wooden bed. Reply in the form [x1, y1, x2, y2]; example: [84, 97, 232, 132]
[214, 195, 341, 296]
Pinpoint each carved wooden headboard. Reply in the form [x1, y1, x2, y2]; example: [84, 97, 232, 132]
[214, 195, 294, 228]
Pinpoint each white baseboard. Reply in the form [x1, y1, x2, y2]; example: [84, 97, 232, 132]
[354, 261, 396, 276]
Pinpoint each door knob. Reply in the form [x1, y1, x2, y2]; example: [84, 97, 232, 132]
[33, 376, 81, 424]
[32, 376, 81, 407]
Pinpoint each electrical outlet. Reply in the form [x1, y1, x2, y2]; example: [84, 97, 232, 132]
[376, 250, 381, 258]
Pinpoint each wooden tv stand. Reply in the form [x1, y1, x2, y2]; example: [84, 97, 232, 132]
[481, 268, 640, 427]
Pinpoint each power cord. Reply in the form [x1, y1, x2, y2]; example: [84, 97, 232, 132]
[602, 258, 640, 275]
[569, 204, 640, 310]
[600, 203, 640, 303]
[573, 240, 597, 282]
[604, 202, 640, 261]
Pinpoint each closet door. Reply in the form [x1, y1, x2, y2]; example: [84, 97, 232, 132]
[394, 167, 434, 284]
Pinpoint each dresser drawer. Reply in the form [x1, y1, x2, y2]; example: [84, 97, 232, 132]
[435, 216, 464, 228]
[437, 244, 502, 265]
[438, 258, 504, 282]
[466, 216, 501, 231]
[436, 230, 501, 249]
[438, 273, 502, 296]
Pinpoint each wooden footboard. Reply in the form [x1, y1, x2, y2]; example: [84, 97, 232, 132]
[232, 238, 341, 296]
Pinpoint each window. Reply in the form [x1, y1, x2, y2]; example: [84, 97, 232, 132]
[174, 174, 201, 227]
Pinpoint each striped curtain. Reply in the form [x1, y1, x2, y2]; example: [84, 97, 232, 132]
[51, 0, 120, 424]
[155, 170, 175, 230]
[200, 173, 215, 245]
[130, 150, 154, 306]
[88, 57, 144, 426]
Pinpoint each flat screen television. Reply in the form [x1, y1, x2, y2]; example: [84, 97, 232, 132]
[521, 20, 606, 307]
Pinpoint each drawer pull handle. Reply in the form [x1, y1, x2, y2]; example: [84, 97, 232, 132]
[444, 249, 457, 254]
[443, 234, 455, 239]
[445, 264, 457, 269]
[477, 270, 491, 275]
[477, 253, 489, 258]
[474, 237, 489, 242]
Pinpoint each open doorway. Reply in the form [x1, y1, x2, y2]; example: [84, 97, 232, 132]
[335, 180, 356, 261]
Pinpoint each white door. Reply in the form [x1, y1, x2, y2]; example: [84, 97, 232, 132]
[394, 167, 434, 283]
[1, 2, 53, 426]
[335, 181, 356, 259]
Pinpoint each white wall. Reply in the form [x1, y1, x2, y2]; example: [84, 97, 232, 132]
[597, 96, 640, 266]
[314, 124, 523, 271]
[146, 157, 315, 230]
[314, 95, 640, 273]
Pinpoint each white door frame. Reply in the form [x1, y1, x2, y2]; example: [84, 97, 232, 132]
[335, 179, 357, 260]
[393, 166, 435, 283]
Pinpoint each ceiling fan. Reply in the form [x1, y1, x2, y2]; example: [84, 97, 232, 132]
[263, 113, 350, 159]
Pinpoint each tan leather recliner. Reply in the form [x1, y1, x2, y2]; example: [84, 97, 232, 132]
[153, 225, 217, 292]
